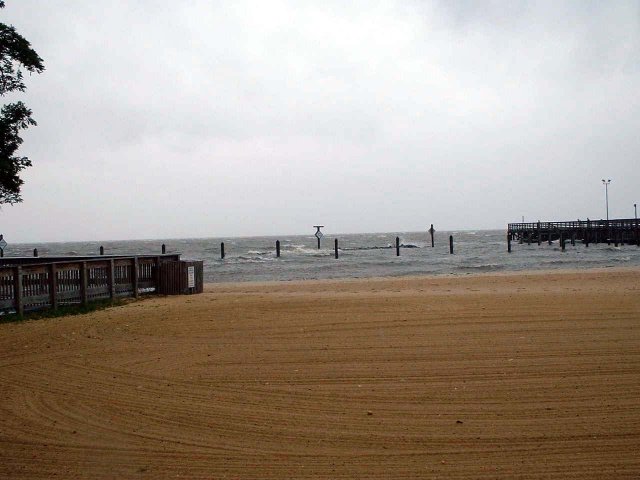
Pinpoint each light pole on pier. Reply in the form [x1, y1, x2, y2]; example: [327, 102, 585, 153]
[602, 179, 611, 221]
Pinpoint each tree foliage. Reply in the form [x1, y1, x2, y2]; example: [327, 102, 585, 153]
[0, 1, 43, 204]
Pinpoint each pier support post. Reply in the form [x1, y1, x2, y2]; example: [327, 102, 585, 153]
[537, 222, 541, 246]
[560, 233, 565, 251]
[276, 240, 280, 258]
[162, 244, 166, 254]
[571, 233, 576, 246]
[527, 232, 531, 246]
[429, 224, 435, 247]
[396, 237, 400, 256]
[221, 242, 225, 259]
[449, 235, 454, 254]
[335, 239, 339, 259]
[100, 246, 104, 255]
[507, 233, 512, 253]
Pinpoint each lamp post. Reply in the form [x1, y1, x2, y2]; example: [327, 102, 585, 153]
[602, 179, 611, 221]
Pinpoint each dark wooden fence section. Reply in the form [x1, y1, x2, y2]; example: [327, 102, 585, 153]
[508, 218, 640, 248]
[0, 254, 202, 316]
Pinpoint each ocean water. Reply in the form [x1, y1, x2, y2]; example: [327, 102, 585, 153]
[5, 230, 640, 283]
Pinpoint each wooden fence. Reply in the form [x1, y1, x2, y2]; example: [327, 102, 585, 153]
[0, 254, 202, 316]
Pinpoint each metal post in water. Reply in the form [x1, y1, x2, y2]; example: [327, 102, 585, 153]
[314, 226, 324, 249]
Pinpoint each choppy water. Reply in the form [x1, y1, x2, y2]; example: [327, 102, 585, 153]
[5, 230, 640, 283]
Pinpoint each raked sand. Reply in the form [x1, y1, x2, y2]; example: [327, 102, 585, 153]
[1, 268, 639, 479]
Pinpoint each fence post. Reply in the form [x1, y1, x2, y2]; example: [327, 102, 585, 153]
[79, 262, 88, 306]
[132, 257, 139, 298]
[449, 235, 454, 254]
[154, 256, 161, 293]
[108, 259, 116, 298]
[14, 266, 23, 316]
[49, 264, 58, 310]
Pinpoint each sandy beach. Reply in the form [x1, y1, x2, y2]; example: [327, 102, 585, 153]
[1, 267, 639, 479]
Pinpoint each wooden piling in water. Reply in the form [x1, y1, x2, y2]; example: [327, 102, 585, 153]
[560, 233, 565, 251]
[537, 222, 541, 246]
[571, 233, 576, 246]
[396, 237, 400, 256]
[100, 246, 104, 255]
[276, 240, 280, 258]
[334, 239, 339, 259]
[449, 235, 454, 254]
[162, 244, 166, 254]
[507, 233, 512, 253]
[221, 242, 225, 259]
[33, 248, 38, 257]
[429, 224, 435, 247]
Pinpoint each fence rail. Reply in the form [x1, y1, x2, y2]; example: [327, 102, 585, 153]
[0, 254, 201, 315]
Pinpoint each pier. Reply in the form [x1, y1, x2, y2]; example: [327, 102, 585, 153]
[508, 218, 640, 249]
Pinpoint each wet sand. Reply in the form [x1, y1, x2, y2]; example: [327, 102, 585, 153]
[1, 268, 639, 479]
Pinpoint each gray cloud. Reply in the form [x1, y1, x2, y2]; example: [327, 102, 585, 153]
[1, 1, 639, 242]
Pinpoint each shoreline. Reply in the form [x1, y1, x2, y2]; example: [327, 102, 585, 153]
[203, 264, 640, 289]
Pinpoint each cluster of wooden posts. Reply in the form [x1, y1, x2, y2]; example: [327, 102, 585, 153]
[0, 253, 203, 316]
[507, 219, 640, 252]
[218, 226, 456, 259]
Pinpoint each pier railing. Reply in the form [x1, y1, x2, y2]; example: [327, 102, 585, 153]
[508, 218, 640, 232]
[0, 254, 199, 315]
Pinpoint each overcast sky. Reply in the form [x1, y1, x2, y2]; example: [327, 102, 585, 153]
[1, 1, 639, 242]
